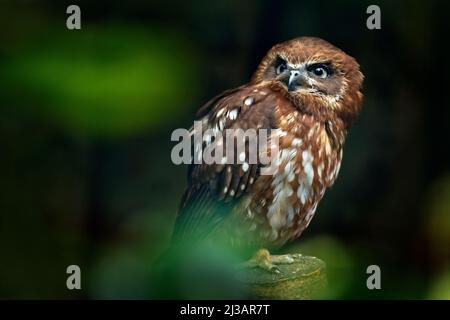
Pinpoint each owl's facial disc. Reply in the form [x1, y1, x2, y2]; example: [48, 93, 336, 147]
[274, 57, 339, 95]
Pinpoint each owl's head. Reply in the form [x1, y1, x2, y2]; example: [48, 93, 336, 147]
[251, 37, 364, 126]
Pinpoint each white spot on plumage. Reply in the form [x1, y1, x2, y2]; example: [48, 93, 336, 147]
[286, 204, 295, 225]
[318, 162, 324, 179]
[229, 109, 238, 120]
[290, 149, 297, 158]
[302, 149, 314, 163]
[244, 96, 254, 106]
[304, 162, 314, 186]
[239, 151, 246, 162]
[297, 183, 308, 205]
[325, 141, 331, 155]
[230, 190, 235, 196]
[285, 161, 295, 182]
[267, 149, 297, 234]
[216, 108, 225, 117]
[292, 138, 302, 147]
[287, 172, 295, 183]
[308, 126, 317, 139]
[242, 162, 249, 172]
[286, 186, 293, 197]
[284, 162, 292, 175]
[297, 149, 315, 205]
[304, 203, 318, 228]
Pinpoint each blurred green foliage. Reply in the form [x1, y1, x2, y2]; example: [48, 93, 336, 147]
[2, 25, 200, 137]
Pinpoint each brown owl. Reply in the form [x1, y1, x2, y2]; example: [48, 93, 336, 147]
[171, 37, 364, 272]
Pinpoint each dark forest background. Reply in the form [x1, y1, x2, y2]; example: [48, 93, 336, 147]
[0, 0, 449, 299]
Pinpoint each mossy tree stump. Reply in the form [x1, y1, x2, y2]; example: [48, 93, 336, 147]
[237, 255, 327, 299]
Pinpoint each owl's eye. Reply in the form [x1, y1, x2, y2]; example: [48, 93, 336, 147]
[307, 64, 331, 78]
[276, 63, 287, 75]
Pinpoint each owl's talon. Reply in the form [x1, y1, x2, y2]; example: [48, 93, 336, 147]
[272, 255, 294, 264]
[242, 249, 301, 273]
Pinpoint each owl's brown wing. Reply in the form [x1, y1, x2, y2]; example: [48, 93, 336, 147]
[171, 84, 278, 244]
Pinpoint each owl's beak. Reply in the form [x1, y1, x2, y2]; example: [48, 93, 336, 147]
[287, 69, 306, 91]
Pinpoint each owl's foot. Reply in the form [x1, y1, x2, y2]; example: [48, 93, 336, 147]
[242, 249, 302, 274]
